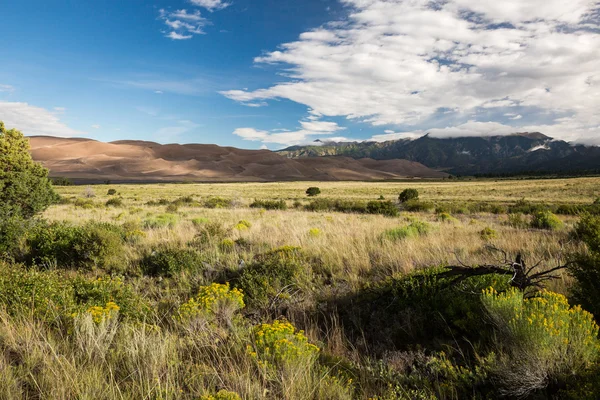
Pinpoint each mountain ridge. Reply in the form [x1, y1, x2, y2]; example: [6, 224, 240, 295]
[278, 133, 600, 175]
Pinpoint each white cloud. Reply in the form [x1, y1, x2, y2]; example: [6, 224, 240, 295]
[189, 0, 231, 11]
[91, 124, 101, 129]
[159, 9, 207, 39]
[0, 101, 84, 137]
[233, 118, 346, 146]
[0, 84, 15, 93]
[223, 0, 600, 144]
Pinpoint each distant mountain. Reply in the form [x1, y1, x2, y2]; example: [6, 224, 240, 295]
[278, 133, 600, 175]
[28, 136, 447, 183]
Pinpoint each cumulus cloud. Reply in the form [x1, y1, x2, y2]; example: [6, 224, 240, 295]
[233, 118, 345, 146]
[223, 0, 600, 144]
[0, 101, 84, 137]
[189, 0, 231, 11]
[159, 9, 207, 39]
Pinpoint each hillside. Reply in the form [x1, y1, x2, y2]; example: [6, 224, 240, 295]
[278, 133, 600, 175]
[27, 136, 447, 182]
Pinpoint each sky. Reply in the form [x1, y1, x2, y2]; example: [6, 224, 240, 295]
[0, 0, 599, 149]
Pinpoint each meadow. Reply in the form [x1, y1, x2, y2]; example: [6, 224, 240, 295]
[2, 177, 600, 399]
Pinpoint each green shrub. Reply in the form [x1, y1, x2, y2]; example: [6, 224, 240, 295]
[25, 221, 126, 271]
[192, 222, 230, 245]
[0, 121, 59, 220]
[306, 187, 321, 197]
[71, 275, 151, 321]
[200, 390, 242, 400]
[402, 200, 434, 212]
[107, 188, 117, 196]
[178, 282, 244, 325]
[0, 262, 76, 321]
[234, 220, 252, 230]
[140, 246, 203, 277]
[220, 238, 235, 252]
[506, 213, 529, 229]
[399, 188, 419, 203]
[74, 198, 97, 209]
[480, 227, 497, 241]
[166, 203, 179, 213]
[437, 212, 457, 223]
[143, 213, 178, 229]
[204, 197, 232, 209]
[383, 221, 431, 241]
[366, 200, 399, 217]
[530, 210, 563, 230]
[250, 199, 288, 210]
[482, 288, 600, 397]
[570, 214, 600, 320]
[105, 197, 124, 207]
[508, 199, 549, 215]
[191, 217, 209, 227]
[51, 176, 73, 186]
[595, 198, 600, 205]
[172, 195, 195, 206]
[238, 246, 313, 309]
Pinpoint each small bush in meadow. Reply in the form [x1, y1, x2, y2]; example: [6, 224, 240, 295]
[238, 246, 312, 309]
[204, 197, 233, 209]
[84, 301, 120, 324]
[383, 221, 431, 241]
[480, 227, 497, 241]
[178, 283, 244, 325]
[402, 200, 435, 212]
[399, 188, 419, 203]
[570, 214, 600, 319]
[107, 189, 117, 196]
[530, 210, 563, 230]
[482, 288, 600, 397]
[145, 198, 170, 206]
[234, 220, 252, 230]
[306, 187, 321, 197]
[573, 213, 600, 253]
[165, 203, 178, 213]
[309, 228, 322, 237]
[105, 197, 123, 207]
[83, 186, 96, 198]
[140, 247, 203, 277]
[250, 199, 288, 210]
[25, 221, 126, 271]
[143, 213, 178, 229]
[192, 222, 230, 245]
[506, 213, 529, 229]
[437, 212, 458, 223]
[74, 198, 96, 209]
[366, 200, 399, 217]
[248, 319, 319, 368]
[595, 198, 600, 205]
[220, 238, 235, 252]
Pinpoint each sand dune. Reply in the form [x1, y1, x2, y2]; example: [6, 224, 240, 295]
[28, 136, 447, 182]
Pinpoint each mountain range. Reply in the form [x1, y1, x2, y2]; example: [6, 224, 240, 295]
[278, 133, 600, 176]
[28, 136, 446, 183]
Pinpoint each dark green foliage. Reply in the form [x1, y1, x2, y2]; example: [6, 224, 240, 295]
[105, 197, 124, 207]
[480, 227, 497, 240]
[306, 187, 321, 197]
[107, 188, 117, 195]
[507, 199, 549, 215]
[250, 199, 288, 210]
[25, 221, 126, 271]
[595, 198, 600, 205]
[237, 246, 313, 309]
[143, 213, 178, 229]
[71, 275, 151, 321]
[530, 210, 563, 230]
[191, 222, 230, 246]
[506, 213, 529, 229]
[571, 214, 600, 320]
[336, 268, 511, 353]
[398, 188, 419, 203]
[0, 262, 76, 322]
[166, 203, 179, 213]
[140, 246, 204, 277]
[51, 177, 73, 186]
[204, 197, 233, 209]
[366, 200, 399, 217]
[402, 200, 435, 212]
[0, 122, 59, 220]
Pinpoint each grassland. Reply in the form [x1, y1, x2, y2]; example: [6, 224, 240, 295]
[2, 177, 600, 399]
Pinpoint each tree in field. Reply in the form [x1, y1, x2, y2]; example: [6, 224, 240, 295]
[0, 121, 58, 253]
[398, 188, 419, 203]
[306, 187, 321, 197]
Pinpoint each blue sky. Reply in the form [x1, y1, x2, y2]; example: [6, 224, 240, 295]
[1, 0, 599, 148]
